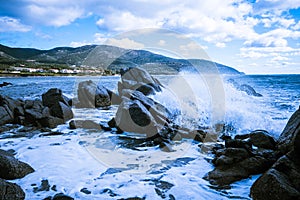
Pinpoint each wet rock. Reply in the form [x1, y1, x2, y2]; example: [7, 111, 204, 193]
[33, 179, 50, 193]
[77, 80, 115, 108]
[0, 106, 13, 125]
[250, 107, 300, 200]
[251, 168, 300, 200]
[118, 197, 145, 200]
[69, 120, 102, 130]
[114, 89, 171, 138]
[228, 79, 262, 97]
[118, 67, 162, 96]
[0, 95, 22, 125]
[80, 188, 91, 195]
[42, 88, 70, 107]
[249, 130, 277, 150]
[0, 178, 25, 200]
[239, 84, 262, 97]
[49, 102, 73, 121]
[52, 193, 74, 200]
[0, 82, 12, 87]
[0, 149, 34, 180]
[277, 107, 300, 154]
[204, 134, 277, 186]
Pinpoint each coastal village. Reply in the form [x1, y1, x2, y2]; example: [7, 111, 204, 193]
[0, 61, 118, 76]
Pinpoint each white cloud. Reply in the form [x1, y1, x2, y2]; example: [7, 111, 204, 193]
[105, 38, 145, 49]
[70, 41, 92, 47]
[0, 16, 31, 32]
[26, 4, 84, 26]
[158, 40, 166, 46]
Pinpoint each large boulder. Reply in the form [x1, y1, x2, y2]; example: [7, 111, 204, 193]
[77, 80, 119, 108]
[249, 130, 277, 150]
[0, 150, 34, 180]
[251, 158, 300, 200]
[0, 95, 23, 125]
[0, 178, 25, 200]
[118, 67, 162, 96]
[42, 88, 70, 107]
[114, 90, 170, 137]
[250, 107, 300, 200]
[277, 107, 300, 154]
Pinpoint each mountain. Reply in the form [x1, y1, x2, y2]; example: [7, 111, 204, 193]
[0, 44, 243, 75]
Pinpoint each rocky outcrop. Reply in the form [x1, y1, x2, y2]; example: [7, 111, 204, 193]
[0, 178, 25, 200]
[204, 130, 278, 186]
[76, 80, 121, 108]
[250, 107, 300, 200]
[0, 88, 73, 128]
[118, 67, 162, 96]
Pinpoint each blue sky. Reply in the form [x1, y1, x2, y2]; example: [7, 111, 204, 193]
[0, 0, 300, 74]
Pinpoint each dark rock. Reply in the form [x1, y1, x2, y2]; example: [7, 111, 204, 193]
[115, 89, 171, 137]
[49, 102, 73, 121]
[77, 80, 111, 108]
[39, 116, 64, 128]
[250, 107, 300, 200]
[0, 178, 25, 200]
[0, 82, 12, 87]
[251, 169, 300, 200]
[0, 106, 14, 125]
[225, 138, 252, 152]
[42, 88, 70, 107]
[277, 107, 300, 154]
[239, 84, 263, 97]
[249, 130, 277, 149]
[119, 67, 162, 96]
[33, 179, 50, 193]
[69, 120, 101, 130]
[80, 188, 91, 194]
[53, 193, 74, 200]
[0, 149, 34, 180]
[234, 134, 250, 140]
[0, 95, 22, 125]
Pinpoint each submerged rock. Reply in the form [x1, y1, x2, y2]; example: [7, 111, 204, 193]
[228, 79, 262, 97]
[0, 178, 25, 200]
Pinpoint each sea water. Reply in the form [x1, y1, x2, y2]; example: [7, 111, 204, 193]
[0, 74, 299, 199]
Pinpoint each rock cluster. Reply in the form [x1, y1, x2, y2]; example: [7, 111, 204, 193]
[0, 88, 73, 128]
[204, 130, 278, 186]
[204, 107, 300, 199]
[250, 107, 300, 200]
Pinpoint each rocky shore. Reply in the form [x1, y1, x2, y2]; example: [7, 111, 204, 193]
[0, 67, 299, 199]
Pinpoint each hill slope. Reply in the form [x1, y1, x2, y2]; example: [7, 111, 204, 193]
[0, 44, 243, 75]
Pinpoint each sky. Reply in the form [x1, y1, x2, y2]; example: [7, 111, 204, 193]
[0, 0, 300, 74]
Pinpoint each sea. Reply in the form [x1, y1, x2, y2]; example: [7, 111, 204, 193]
[0, 73, 299, 200]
